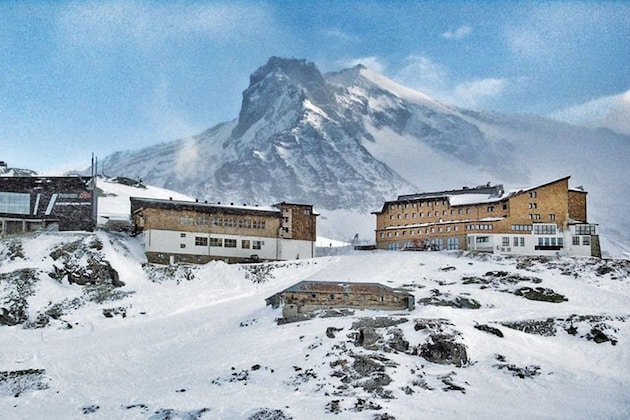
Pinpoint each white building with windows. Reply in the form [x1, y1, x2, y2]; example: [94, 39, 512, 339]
[130, 197, 317, 264]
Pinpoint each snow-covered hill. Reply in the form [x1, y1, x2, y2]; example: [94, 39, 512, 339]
[95, 57, 630, 255]
[0, 230, 628, 419]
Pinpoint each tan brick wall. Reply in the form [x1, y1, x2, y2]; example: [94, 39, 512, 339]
[568, 190, 587, 222]
[278, 203, 317, 241]
[374, 177, 577, 249]
[136, 207, 281, 238]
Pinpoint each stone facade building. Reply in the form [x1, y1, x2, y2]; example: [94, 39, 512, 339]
[373, 176, 600, 257]
[130, 197, 317, 264]
[266, 280, 415, 319]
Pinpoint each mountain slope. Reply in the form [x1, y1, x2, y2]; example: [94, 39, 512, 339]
[98, 57, 630, 253]
[1, 230, 629, 418]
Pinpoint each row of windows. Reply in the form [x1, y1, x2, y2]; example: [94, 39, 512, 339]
[180, 216, 266, 230]
[466, 224, 494, 231]
[0, 192, 30, 215]
[380, 224, 461, 238]
[179, 234, 263, 250]
[511, 224, 533, 231]
[537, 237, 564, 247]
[390, 200, 449, 211]
[528, 214, 556, 220]
[502, 237, 526, 247]
[387, 237, 460, 251]
[574, 225, 596, 235]
[572, 236, 591, 246]
[533, 224, 557, 235]
[389, 207, 474, 220]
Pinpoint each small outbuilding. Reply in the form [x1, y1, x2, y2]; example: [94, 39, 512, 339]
[266, 280, 415, 319]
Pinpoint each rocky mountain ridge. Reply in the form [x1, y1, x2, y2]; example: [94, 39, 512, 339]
[96, 57, 628, 251]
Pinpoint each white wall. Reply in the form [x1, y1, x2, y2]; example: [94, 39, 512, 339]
[143, 229, 314, 261]
[467, 232, 594, 257]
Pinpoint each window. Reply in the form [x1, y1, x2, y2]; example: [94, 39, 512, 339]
[533, 224, 557, 235]
[575, 224, 597, 235]
[242, 240, 250, 249]
[380, 232, 385, 238]
[513, 237, 519, 247]
[458, 209, 463, 215]
[180, 233, 187, 238]
[180, 244, 186, 249]
[466, 208, 471, 214]
[549, 214, 556, 220]
[582, 236, 591, 246]
[520, 237, 525, 247]
[252, 240, 262, 250]
[404, 213, 409, 219]
[529, 202, 538, 209]
[502, 237, 510, 247]
[0, 192, 30, 215]
[252, 220, 266, 229]
[210, 238, 223, 247]
[389, 215, 394, 220]
[572, 236, 580, 246]
[558, 238, 564, 247]
[487, 206, 495, 212]
[180, 216, 194, 225]
[511, 224, 532, 231]
[447, 237, 459, 250]
[224, 239, 237, 248]
[395, 232, 399, 237]
[529, 191, 537, 198]
[419, 212, 424, 218]
[195, 237, 208, 246]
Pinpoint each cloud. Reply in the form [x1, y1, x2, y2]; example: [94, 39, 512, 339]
[338, 56, 387, 73]
[442, 25, 472, 40]
[322, 28, 359, 43]
[453, 78, 508, 106]
[549, 89, 630, 135]
[394, 55, 509, 108]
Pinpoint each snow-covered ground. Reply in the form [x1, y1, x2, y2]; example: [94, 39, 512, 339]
[0, 177, 627, 419]
[0, 229, 628, 419]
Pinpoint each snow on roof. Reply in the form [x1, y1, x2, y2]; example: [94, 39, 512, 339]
[130, 196, 280, 213]
[283, 280, 404, 295]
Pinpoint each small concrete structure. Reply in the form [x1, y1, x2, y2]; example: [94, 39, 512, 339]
[266, 280, 415, 319]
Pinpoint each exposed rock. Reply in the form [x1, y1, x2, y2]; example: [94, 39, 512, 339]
[474, 324, 504, 337]
[351, 317, 408, 330]
[513, 287, 567, 303]
[419, 334, 468, 367]
[501, 319, 557, 336]
[354, 327, 383, 350]
[418, 289, 481, 309]
[247, 408, 293, 420]
[326, 326, 343, 338]
[386, 328, 410, 353]
[0, 369, 49, 397]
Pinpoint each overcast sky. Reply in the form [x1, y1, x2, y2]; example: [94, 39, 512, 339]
[2, 1, 628, 173]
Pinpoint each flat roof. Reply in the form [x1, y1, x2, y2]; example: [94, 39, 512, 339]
[283, 280, 407, 295]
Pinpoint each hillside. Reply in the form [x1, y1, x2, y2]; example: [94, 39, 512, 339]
[0, 230, 628, 419]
